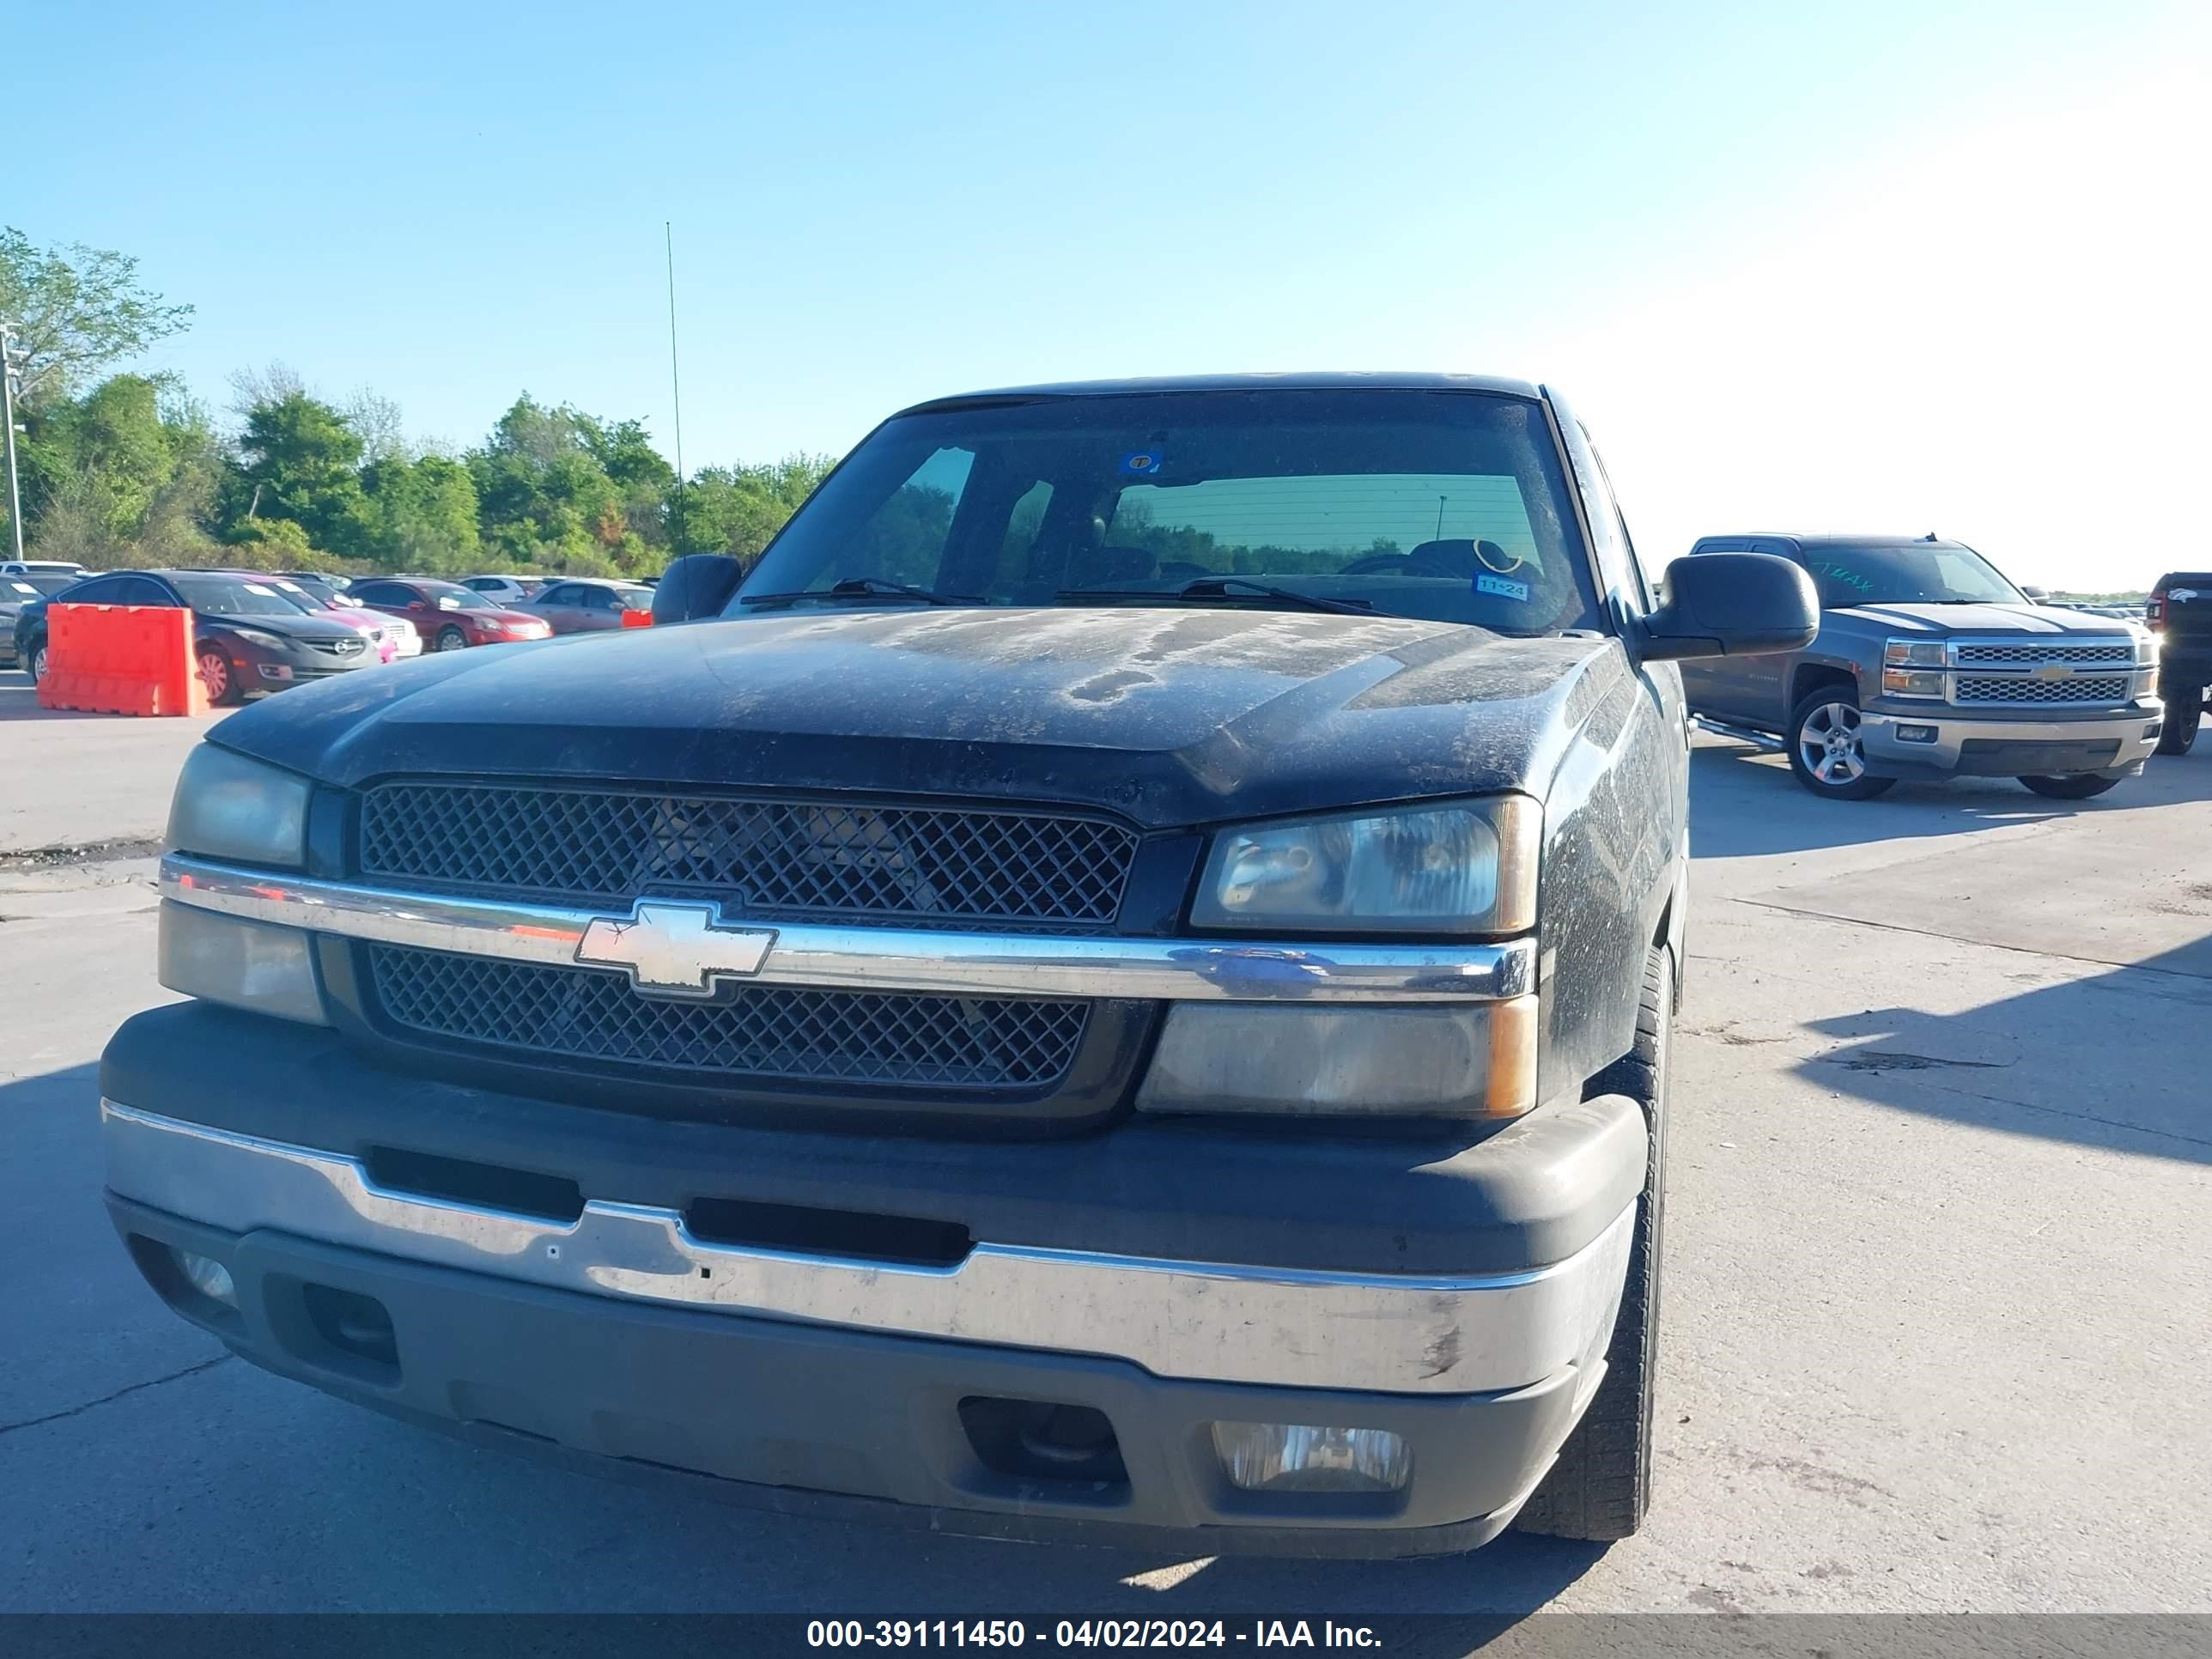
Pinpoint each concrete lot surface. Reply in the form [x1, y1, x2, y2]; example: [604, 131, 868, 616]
[2, 693, 2206, 1617]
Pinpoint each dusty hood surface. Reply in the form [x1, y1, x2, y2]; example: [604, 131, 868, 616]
[210, 606, 1623, 827]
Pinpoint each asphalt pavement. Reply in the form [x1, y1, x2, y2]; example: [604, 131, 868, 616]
[3, 684, 2207, 1617]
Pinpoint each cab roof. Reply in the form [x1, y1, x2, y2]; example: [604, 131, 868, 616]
[899, 371, 1545, 415]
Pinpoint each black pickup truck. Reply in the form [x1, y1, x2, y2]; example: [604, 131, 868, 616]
[104, 376, 1814, 1556]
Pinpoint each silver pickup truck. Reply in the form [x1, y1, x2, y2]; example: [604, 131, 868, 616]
[1676, 533, 2160, 800]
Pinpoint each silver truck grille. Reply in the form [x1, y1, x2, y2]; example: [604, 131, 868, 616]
[1954, 641, 2133, 665]
[357, 783, 1139, 933]
[368, 944, 1090, 1092]
[1953, 674, 2131, 705]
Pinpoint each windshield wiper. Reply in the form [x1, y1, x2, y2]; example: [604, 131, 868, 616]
[1056, 576, 1373, 617]
[738, 575, 982, 608]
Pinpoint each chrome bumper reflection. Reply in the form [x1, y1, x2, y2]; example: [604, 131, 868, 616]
[102, 1100, 1632, 1395]
[158, 854, 1537, 1005]
[1860, 706, 2161, 772]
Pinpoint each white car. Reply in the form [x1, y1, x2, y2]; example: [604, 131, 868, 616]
[461, 574, 546, 606]
[382, 614, 423, 658]
[2, 560, 90, 580]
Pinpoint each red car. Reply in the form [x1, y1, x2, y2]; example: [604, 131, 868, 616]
[346, 577, 554, 652]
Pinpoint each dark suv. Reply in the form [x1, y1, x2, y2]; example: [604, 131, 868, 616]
[103, 375, 1815, 1556]
[2147, 571, 2210, 754]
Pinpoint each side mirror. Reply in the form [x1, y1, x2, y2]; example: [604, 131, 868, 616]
[1641, 553, 1820, 662]
[652, 553, 745, 625]
[2020, 585, 2051, 602]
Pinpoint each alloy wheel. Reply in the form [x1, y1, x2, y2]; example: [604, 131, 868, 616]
[1798, 701, 1866, 785]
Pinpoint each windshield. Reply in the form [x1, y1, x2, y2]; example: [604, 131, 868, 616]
[732, 391, 1600, 635]
[416, 581, 499, 611]
[1794, 543, 2027, 608]
[169, 575, 319, 617]
[284, 575, 341, 605]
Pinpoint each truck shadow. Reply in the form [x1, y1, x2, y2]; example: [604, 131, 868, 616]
[1686, 738, 2204, 860]
[1789, 933, 2212, 1164]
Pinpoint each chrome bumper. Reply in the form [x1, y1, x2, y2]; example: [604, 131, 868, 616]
[100, 1100, 1634, 1395]
[1860, 705, 2162, 775]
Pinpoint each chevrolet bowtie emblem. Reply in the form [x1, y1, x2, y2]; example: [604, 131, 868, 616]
[574, 901, 777, 999]
[2031, 662, 2072, 681]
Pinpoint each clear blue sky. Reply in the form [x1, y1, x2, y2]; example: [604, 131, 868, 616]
[13, 1, 2207, 586]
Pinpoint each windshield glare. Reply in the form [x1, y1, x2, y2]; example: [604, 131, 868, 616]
[732, 391, 1600, 635]
[171, 577, 317, 617]
[1796, 544, 2026, 608]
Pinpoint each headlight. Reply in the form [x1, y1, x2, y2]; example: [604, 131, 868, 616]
[1883, 639, 1946, 667]
[1881, 667, 1946, 699]
[1193, 798, 1538, 934]
[166, 745, 310, 868]
[225, 625, 287, 648]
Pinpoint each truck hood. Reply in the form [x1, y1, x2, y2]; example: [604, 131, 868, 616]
[208, 606, 1621, 828]
[1832, 601, 2136, 638]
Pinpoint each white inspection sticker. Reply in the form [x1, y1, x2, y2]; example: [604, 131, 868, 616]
[1475, 572, 1531, 602]
[244, 583, 278, 596]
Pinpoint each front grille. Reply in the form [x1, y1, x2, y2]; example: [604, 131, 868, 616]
[310, 637, 367, 657]
[1954, 641, 2134, 665]
[368, 944, 1089, 1092]
[1953, 674, 2130, 705]
[357, 783, 1139, 931]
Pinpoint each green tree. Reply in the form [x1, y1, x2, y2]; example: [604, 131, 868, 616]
[229, 392, 374, 558]
[363, 453, 481, 573]
[684, 454, 835, 561]
[0, 227, 194, 408]
[18, 373, 222, 564]
[467, 394, 640, 573]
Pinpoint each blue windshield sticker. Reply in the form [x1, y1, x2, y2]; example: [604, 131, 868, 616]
[1476, 572, 1531, 602]
[1120, 450, 1162, 477]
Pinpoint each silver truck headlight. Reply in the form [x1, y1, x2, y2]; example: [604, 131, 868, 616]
[1135, 998, 1539, 1119]
[158, 900, 328, 1025]
[1192, 798, 1538, 934]
[166, 745, 310, 869]
[1883, 639, 1946, 667]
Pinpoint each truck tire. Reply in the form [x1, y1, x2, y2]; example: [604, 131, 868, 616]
[2154, 675, 2200, 756]
[2017, 774, 2123, 799]
[1786, 689, 1897, 800]
[1514, 946, 1670, 1543]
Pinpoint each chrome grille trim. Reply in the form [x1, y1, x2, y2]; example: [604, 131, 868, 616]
[1953, 640, 2135, 666]
[159, 854, 1539, 1003]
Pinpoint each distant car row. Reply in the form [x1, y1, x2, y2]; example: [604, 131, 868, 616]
[6, 566, 655, 702]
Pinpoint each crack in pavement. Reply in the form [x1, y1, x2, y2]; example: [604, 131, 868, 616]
[0, 1353, 234, 1439]
[1729, 897, 2212, 983]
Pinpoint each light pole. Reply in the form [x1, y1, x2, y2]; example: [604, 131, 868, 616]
[0, 323, 24, 564]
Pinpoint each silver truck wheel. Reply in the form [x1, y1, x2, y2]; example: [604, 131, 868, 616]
[1787, 690, 1897, 800]
[1513, 947, 1670, 1543]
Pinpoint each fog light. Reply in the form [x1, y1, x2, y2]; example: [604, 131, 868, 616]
[1210, 1421, 1411, 1493]
[257, 663, 294, 682]
[173, 1249, 236, 1310]
[2145, 721, 2162, 739]
[1895, 723, 1939, 743]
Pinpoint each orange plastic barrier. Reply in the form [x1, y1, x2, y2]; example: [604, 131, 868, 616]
[36, 604, 208, 717]
[622, 608, 653, 628]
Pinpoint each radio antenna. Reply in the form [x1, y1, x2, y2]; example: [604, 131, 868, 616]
[665, 222, 687, 556]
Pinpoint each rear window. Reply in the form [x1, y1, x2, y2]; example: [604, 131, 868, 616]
[736, 390, 1598, 635]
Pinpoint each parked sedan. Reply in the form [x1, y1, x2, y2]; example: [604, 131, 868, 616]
[461, 574, 549, 606]
[347, 577, 554, 651]
[1, 571, 80, 666]
[257, 574, 422, 659]
[16, 568, 378, 702]
[514, 579, 656, 635]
